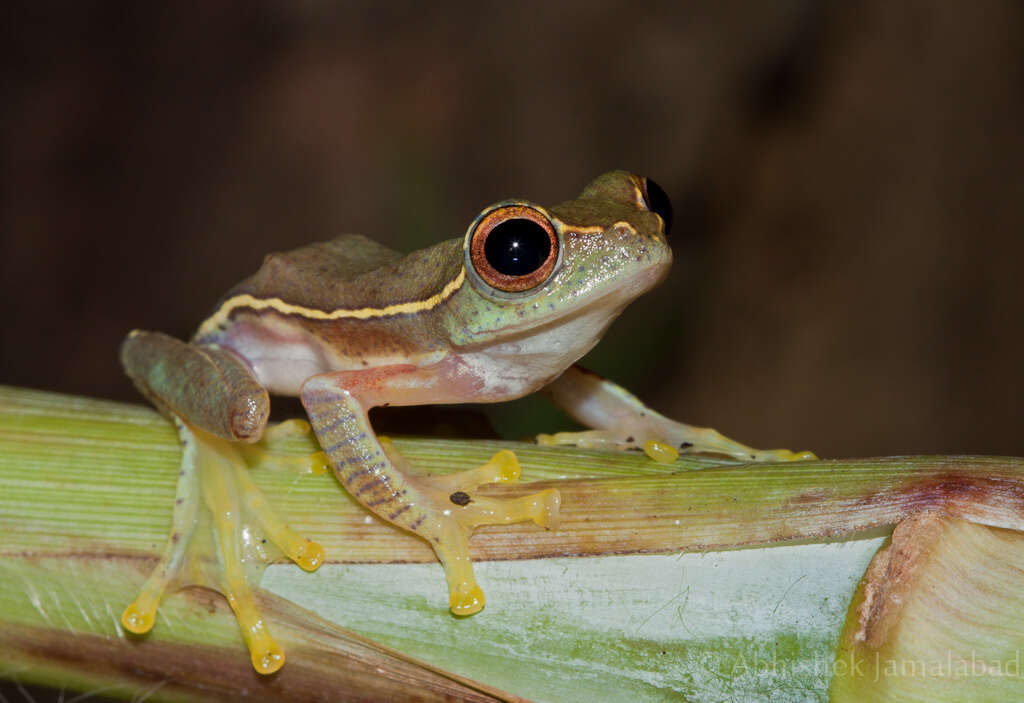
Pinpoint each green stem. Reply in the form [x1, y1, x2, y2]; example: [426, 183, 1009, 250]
[3, 386, 1023, 702]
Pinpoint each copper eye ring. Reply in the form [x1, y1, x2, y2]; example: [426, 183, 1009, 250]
[469, 205, 559, 292]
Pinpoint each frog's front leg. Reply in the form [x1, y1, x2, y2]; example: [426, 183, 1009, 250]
[539, 365, 815, 463]
[300, 367, 560, 615]
[120, 331, 324, 674]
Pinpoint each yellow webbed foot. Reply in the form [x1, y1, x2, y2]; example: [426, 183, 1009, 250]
[407, 450, 560, 616]
[124, 422, 324, 674]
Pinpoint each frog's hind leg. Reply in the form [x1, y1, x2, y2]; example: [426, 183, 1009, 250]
[540, 364, 816, 463]
[119, 330, 324, 673]
[301, 370, 560, 616]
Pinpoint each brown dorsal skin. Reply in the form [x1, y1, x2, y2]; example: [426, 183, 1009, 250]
[193, 235, 466, 363]
[219, 235, 463, 313]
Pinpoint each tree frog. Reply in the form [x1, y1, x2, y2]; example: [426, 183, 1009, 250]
[120, 171, 811, 674]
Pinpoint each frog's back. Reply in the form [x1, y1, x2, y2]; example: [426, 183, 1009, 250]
[228, 235, 462, 311]
[196, 234, 463, 328]
[188, 234, 469, 391]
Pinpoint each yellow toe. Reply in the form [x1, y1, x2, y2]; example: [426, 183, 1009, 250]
[532, 488, 561, 529]
[490, 449, 521, 482]
[307, 450, 331, 475]
[121, 601, 156, 634]
[251, 641, 285, 675]
[293, 539, 325, 572]
[642, 439, 679, 464]
[450, 584, 485, 615]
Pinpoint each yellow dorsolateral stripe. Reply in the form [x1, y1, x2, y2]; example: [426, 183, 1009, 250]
[197, 267, 466, 336]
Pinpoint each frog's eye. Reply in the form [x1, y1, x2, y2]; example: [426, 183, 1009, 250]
[469, 205, 559, 292]
[640, 177, 673, 235]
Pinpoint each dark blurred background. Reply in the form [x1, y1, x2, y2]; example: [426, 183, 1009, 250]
[3, 0, 1023, 461]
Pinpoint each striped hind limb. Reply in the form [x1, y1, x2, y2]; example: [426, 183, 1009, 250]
[301, 368, 560, 615]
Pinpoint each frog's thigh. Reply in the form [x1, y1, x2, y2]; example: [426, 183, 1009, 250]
[300, 366, 559, 615]
[541, 364, 815, 462]
[121, 330, 269, 441]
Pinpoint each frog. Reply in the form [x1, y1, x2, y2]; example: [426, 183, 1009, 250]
[119, 170, 812, 674]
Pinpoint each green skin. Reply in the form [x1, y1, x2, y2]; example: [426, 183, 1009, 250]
[120, 170, 807, 674]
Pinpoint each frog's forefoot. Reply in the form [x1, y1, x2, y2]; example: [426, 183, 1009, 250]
[302, 374, 561, 618]
[541, 367, 816, 464]
[122, 422, 324, 674]
[408, 449, 560, 615]
[538, 428, 815, 464]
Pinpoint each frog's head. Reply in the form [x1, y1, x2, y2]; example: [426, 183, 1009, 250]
[446, 171, 673, 378]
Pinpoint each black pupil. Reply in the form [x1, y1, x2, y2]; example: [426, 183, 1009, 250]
[483, 218, 551, 276]
[643, 178, 673, 235]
